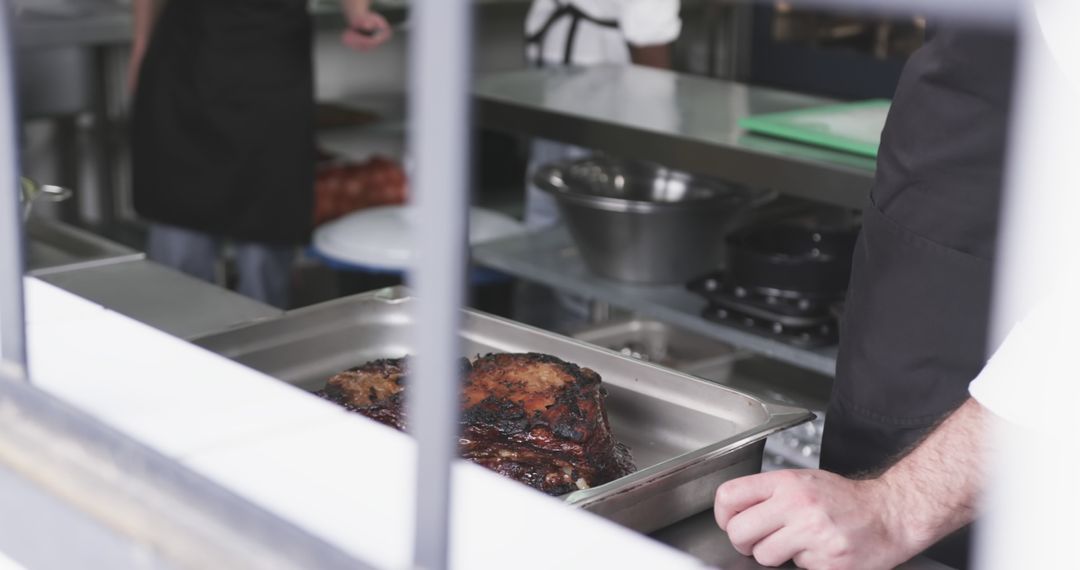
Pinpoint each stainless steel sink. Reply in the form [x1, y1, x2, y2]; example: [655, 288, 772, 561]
[26, 218, 142, 275]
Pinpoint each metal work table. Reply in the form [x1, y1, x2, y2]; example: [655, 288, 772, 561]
[473, 226, 838, 377]
[653, 511, 953, 570]
[36, 259, 282, 340]
[474, 65, 877, 210]
[26, 218, 142, 276]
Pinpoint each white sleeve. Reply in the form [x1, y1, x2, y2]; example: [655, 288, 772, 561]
[974, 0, 1080, 435]
[618, 0, 682, 47]
[968, 284, 1079, 434]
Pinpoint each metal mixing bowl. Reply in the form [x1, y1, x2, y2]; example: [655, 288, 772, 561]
[534, 156, 776, 283]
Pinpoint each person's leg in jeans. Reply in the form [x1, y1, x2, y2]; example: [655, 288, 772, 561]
[146, 223, 220, 283]
[233, 241, 294, 309]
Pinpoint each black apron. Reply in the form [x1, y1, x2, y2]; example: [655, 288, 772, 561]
[525, 1, 619, 66]
[820, 27, 1016, 568]
[132, 0, 315, 245]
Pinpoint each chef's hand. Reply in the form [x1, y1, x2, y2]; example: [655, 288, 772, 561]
[341, 4, 392, 51]
[714, 469, 916, 570]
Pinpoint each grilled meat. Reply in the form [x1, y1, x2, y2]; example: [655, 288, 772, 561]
[316, 352, 634, 495]
[315, 358, 410, 430]
[460, 353, 634, 494]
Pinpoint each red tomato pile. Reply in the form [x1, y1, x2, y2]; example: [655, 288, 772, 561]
[314, 156, 408, 226]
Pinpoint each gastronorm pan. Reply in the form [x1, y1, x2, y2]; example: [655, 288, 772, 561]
[193, 287, 812, 533]
[571, 318, 747, 382]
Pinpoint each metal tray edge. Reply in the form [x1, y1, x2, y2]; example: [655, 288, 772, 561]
[565, 404, 815, 507]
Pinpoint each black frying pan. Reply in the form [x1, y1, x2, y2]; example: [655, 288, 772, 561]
[725, 223, 859, 299]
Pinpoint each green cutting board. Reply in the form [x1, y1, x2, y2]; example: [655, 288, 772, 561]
[739, 99, 891, 158]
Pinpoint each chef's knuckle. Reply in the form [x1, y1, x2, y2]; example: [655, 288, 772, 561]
[826, 534, 854, 558]
[772, 469, 801, 487]
[752, 545, 785, 567]
[713, 508, 732, 530]
[793, 551, 814, 569]
[805, 511, 833, 535]
[725, 516, 749, 542]
[790, 488, 821, 510]
[731, 536, 754, 556]
[716, 482, 736, 507]
[728, 530, 755, 555]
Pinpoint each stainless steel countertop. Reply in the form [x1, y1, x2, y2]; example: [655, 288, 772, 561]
[473, 226, 838, 376]
[474, 65, 877, 210]
[26, 218, 143, 276]
[37, 259, 282, 339]
[653, 510, 954, 570]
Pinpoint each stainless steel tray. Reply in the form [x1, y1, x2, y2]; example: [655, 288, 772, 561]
[571, 318, 748, 382]
[193, 287, 812, 533]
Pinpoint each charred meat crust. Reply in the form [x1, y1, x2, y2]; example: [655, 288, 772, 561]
[316, 352, 635, 495]
[314, 358, 409, 430]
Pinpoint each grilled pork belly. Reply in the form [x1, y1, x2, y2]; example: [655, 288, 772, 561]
[316, 352, 634, 495]
[315, 358, 410, 430]
[460, 353, 634, 494]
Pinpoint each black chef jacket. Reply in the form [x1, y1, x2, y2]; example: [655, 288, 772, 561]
[820, 25, 1017, 569]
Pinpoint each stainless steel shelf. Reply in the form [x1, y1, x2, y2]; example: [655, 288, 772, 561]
[474, 65, 877, 210]
[472, 227, 838, 377]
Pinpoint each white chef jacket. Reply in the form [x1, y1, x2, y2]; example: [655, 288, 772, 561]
[968, 275, 1079, 434]
[525, 0, 682, 66]
[967, 0, 1080, 435]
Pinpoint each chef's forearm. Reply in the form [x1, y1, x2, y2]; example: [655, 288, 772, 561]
[131, 0, 156, 53]
[630, 44, 672, 69]
[879, 398, 989, 551]
[128, 0, 159, 92]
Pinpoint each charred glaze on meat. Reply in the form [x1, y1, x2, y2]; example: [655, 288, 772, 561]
[316, 353, 634, 495]
[460, 353, 634, 494]
[314, 358, 410, 430]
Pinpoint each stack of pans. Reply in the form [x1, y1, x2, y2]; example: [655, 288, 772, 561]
[688, 223, 859, 347]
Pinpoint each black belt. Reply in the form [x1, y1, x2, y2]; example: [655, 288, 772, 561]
[525, 2, 618, 66]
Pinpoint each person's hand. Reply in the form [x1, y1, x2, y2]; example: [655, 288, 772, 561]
[342, 9, 392, 51]
[714, 469, 919, 570]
